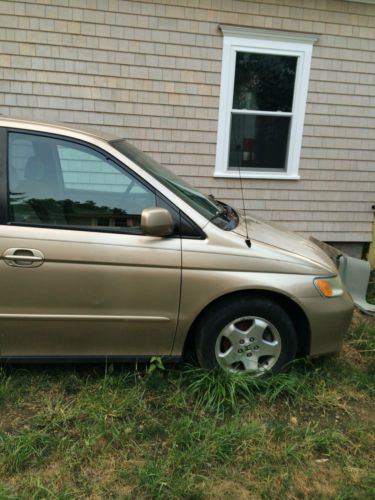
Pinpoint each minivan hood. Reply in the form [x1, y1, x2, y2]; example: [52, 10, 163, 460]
[234, 214, 337, 275]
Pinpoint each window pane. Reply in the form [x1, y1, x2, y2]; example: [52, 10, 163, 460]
[228, 114, 290, 170]
[232, 52, 297, 112]
[58, 144, 131, 193]
[8, 133, 66, 225]
[8, 133, 156, 233]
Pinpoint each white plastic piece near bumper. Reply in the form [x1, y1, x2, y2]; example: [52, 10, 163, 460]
[338, 255, 375, 316]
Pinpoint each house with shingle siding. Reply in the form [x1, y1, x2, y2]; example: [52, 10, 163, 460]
[0, 0, 374, 257]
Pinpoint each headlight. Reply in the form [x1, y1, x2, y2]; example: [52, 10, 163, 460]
[314, 275, 344, 298]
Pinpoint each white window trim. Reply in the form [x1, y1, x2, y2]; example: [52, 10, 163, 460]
[214, 26, 318, 180]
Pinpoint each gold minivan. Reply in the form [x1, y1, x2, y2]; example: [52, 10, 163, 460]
[0, 117, 353, 374]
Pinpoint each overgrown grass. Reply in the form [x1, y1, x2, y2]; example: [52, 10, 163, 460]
[368, 270, 375, 305]
[0, 314, 374, 499]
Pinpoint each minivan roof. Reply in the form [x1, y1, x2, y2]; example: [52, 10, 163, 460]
[0, 116, 117, 142]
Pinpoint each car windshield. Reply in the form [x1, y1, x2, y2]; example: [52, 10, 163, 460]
[111, 139, 238, 230]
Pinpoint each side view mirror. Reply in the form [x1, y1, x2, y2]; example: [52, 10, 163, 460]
[141, 207, 174, 237]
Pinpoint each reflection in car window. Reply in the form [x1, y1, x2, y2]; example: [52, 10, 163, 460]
[111, 139, 238, 230]
[8, 132, 156, 233]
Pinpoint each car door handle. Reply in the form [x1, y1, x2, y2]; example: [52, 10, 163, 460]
[3, 248, 44, 268]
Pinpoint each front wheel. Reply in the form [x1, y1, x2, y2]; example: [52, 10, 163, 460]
[195, 297, 297, 375]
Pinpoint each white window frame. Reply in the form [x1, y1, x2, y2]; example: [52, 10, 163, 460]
[214, 26, 318, 180]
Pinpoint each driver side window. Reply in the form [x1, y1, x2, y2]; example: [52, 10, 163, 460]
[8, 132, 157, 234]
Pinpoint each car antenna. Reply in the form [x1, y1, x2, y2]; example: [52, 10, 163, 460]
[238, 158, 251, 248]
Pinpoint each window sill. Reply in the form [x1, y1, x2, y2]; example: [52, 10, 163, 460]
[214, 172, 300, 180]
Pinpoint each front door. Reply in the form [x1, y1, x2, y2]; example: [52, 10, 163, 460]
[0, 130, 181, 357]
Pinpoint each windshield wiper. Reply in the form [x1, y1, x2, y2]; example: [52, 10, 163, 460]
[208, 194, 239, 228]
[209, 194, 237, 217]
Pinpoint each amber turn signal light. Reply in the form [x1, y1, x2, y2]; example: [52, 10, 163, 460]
[314, 279, 334, 297]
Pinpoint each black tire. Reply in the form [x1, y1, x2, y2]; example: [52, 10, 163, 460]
[195, 296, 297, 374]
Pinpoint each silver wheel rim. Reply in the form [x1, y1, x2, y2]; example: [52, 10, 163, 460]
[214, 316, 282, 373]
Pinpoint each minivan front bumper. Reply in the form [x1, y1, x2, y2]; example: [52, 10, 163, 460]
[302, 290, 354, 356]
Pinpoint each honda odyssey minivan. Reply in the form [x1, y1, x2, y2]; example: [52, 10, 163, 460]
[0, 117, 353, 374]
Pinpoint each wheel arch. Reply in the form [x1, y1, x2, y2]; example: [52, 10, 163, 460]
[182, 289, 311, 358]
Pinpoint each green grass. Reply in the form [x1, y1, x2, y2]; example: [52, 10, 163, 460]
[0, 314, 374, 499]
[367, 271, 375, 305]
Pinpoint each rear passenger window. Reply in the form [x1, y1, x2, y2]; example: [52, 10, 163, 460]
[8, 132, 157, 233]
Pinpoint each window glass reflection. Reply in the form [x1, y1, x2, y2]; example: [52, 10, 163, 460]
[233, 52, 297, 112]
[229, 114, 291, 170]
